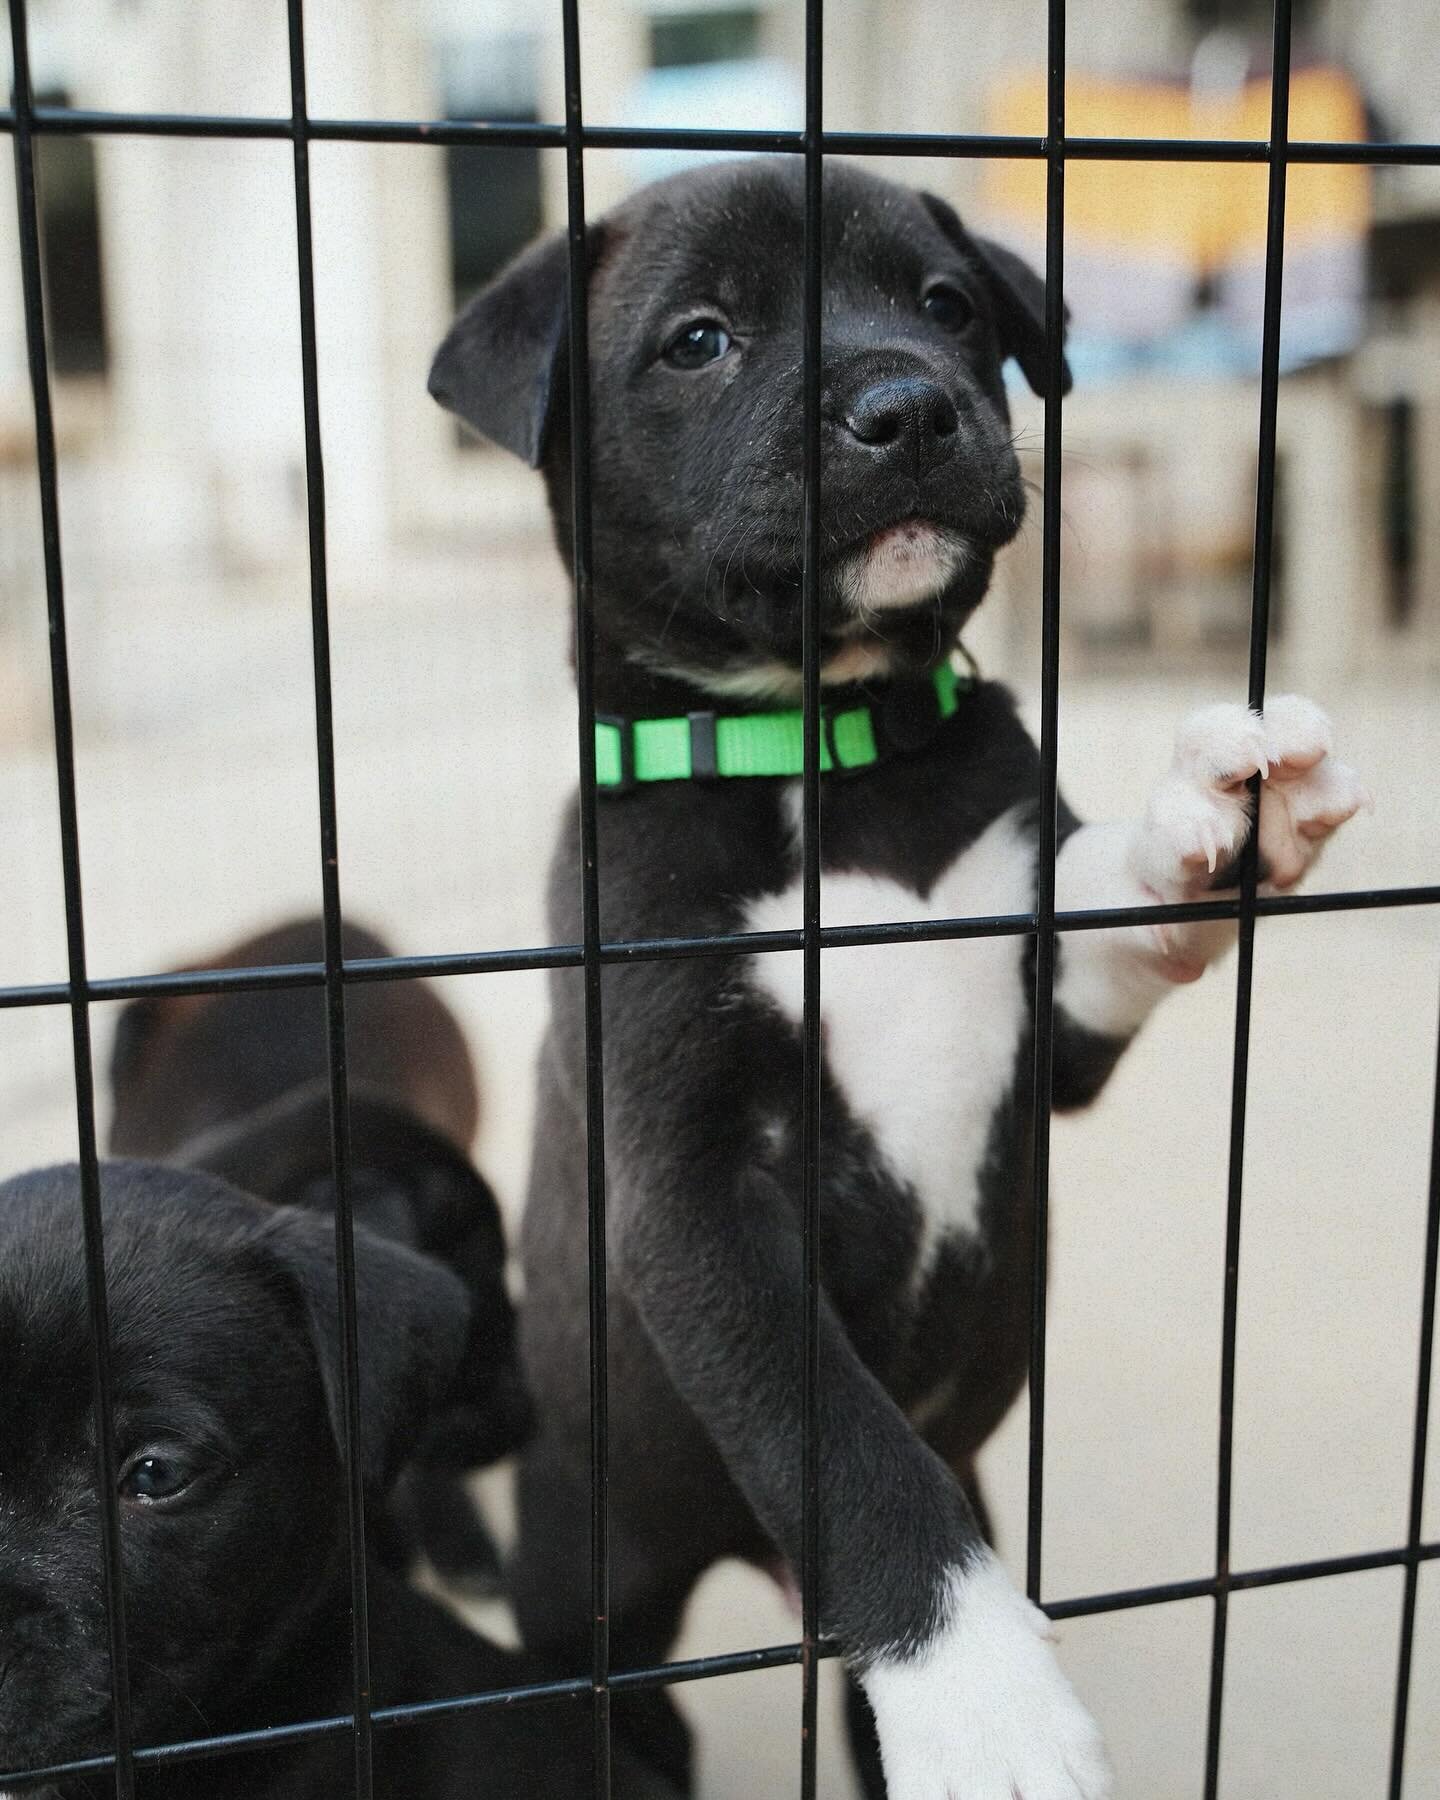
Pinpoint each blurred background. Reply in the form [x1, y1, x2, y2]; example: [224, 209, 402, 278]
[2, 0, 1439, 1794]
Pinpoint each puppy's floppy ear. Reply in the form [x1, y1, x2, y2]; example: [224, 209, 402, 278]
[261, 1206, 472, 1493]
[108, 990, 173, 1118]
[428, 224, 603, 467]
[918, 191, 1072, 398]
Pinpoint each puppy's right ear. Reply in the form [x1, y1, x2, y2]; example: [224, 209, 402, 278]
[429, 226, 599, 468]
[108, 992, 168, 1109]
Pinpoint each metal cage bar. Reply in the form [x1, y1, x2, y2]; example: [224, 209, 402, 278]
[1204, 6, 1293, 1792]
[1, 883, 1435, 1017]
[5, 4, 136, 1795]
[5, 103, 1440, 168]
[8, 1534, 1440, 1791]
[5, 0, 1440, 1794]
[1026, 0, 1067, 1608]
[282, 2, 376, 1794]
[556, 2, 615, 1789]
[798, 0, 826, 1790]
[1388, 985, 1440, 1798]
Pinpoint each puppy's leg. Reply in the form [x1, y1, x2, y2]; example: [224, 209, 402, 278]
[603, 1138, 1109, 1800]
[844, 1675, 889, 1800]
[370, 1464, 425, 1576]
[511, 1434, 698, 1792]
[1050, 695, 1367, 1103]
[860, 1557, 1109, 1800]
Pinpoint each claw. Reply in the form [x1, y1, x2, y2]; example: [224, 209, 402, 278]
[1145, 696, 1364, 921]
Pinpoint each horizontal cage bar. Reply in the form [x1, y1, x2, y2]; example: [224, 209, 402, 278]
[0, 883, 1434, 1014]
[5, 1535, 1434, 1791]
[1, 106, 1438, 166]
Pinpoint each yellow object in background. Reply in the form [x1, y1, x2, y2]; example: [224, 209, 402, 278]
[983, 67, 1371, 272]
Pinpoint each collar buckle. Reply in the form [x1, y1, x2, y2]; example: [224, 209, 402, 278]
[595, 713, 634, 793]
[687, 710, 719, 780]
[821, 707, 862, 776]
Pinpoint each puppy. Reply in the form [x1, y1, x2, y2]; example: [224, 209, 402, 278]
[107, 918, 527, 1592]
[0, 1163, 677, 1799]
[429, 157, 1367, 1799]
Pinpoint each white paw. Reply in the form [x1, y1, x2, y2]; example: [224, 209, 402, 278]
[861, 1556, 1112, 1800]
[1127, 695, 1367, 964]
[1252, 696, 1369, 890]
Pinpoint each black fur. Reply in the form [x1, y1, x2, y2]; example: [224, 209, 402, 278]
[0, 1163, 675, 1798]
[431, 158, 1125, 1794]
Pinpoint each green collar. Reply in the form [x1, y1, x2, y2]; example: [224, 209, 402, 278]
[595, 660, 974, 792]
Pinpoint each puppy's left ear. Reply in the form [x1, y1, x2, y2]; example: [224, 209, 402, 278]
[919, 191, 1072, 398]
[428, 223, 606, 468]
[262, 1208, 472, 1493]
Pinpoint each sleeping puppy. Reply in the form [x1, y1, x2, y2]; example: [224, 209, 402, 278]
[106, 918, 527, 1593]
[429, 157, 1368, 1799]
[0, 1163, 676, 1799]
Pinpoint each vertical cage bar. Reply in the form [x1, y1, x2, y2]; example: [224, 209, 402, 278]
[283, 5, 374, 1795]
[1388, 980, 1440, 1798]
[1025, 0, 1067, 1607]
[6, 4, 135, 1792]
[798, 0, 824, 1789]
[557, 3, 613, 1791]
[1204, 5, 1293, 1794]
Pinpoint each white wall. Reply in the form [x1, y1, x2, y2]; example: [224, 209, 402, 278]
[5, 0, 1439, 588]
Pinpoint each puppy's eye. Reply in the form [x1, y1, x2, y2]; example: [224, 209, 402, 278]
[119, 1454, 192, 1504]
[921, 284, 974, 332]
[662, 320, 733, 370]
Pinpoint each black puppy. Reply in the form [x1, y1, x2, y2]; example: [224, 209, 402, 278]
[107, 918, 527, 1592]
[430, 158, 1366, 1799]
[0, 1163, 676, 1799]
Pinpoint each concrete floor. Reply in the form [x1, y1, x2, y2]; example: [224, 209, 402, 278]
[0, 529, 1437, 1797]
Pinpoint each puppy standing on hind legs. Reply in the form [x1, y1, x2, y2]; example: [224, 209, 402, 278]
[431, 156, 1367, 1799]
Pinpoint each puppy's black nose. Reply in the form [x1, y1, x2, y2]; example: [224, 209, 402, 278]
[841, 378, 958, 473]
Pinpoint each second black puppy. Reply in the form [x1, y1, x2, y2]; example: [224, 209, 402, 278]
[107, 917, 527, 1590]
[0, 1163, 675, 1798]
[431, 157, 1367, 1800]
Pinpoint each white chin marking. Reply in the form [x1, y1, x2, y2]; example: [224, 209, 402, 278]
[861, 1554, 1113, 1800]
[842, 522, 969, 615]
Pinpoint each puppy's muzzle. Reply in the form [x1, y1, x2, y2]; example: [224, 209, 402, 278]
[840, 376, 958, 479]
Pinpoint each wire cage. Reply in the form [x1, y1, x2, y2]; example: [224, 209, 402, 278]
[3, 0, 1439, 1794]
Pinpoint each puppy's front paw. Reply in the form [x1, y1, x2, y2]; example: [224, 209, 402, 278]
[861, 1556, 1112, 1800]
[1128, 695, 1367, 967]
[1251, 695, 1369, 889]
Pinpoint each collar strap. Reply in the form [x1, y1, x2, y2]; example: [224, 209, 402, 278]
[595, 661, 972, 792]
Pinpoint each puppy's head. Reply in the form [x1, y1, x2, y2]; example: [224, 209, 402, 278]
[108, 914, 481, 1161]
[430, 158, 1067, 697]
[0, 1162, 471, 1770]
